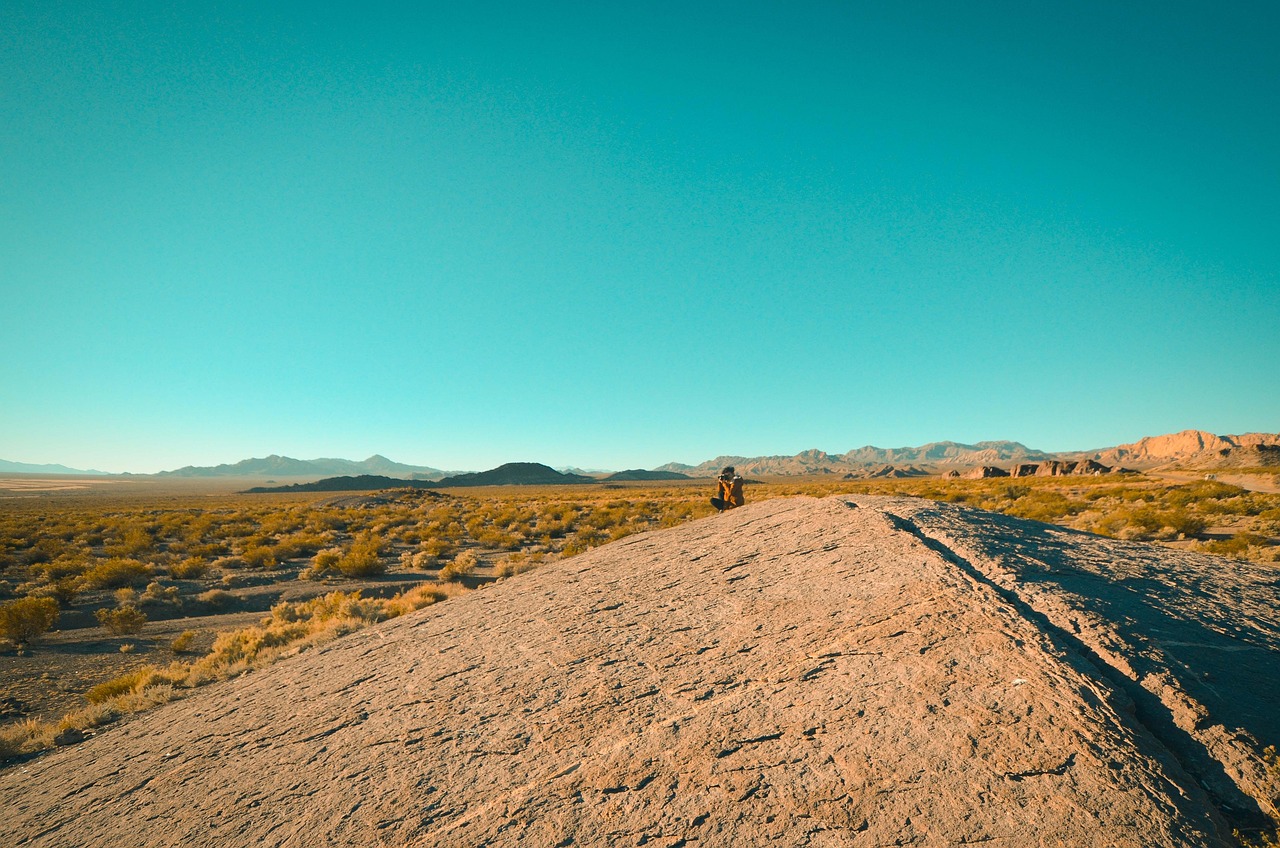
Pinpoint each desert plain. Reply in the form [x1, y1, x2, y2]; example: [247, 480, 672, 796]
[1, 450, 1278, 846]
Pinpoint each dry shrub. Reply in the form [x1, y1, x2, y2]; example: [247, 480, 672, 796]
[95, 605, 147, 636]
[169, 557, 209, 580]
[0, 719, 56, 761]
[142, 581, 180, 604]
[197, 589, 237, 609]
[85, 664, 188, 704]
[495, 553, 539, 578]
[302, 548, 343, 579]
[0, 596, 59, 644]
[400, 550, 439, 570]
[240, 545, 278, 569]
[78, 558, 153, 590]
[336, 535, 386, 577]
[382, 583, 463, 617]
[170, 630, 198, 653]
[189, 590, 388, 682]
[439, 550, 479, 582]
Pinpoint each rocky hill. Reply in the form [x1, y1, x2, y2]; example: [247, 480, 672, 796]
[1079, 430, 1280, 469]
[432, 462, 594, 487]
[600, 469, 692, 482]
[4, 496, 1276, 846]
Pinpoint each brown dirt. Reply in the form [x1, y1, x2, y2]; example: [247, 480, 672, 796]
[2, 495, 1277, 847]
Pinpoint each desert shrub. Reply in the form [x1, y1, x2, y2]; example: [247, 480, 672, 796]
[170, 630, 198, 653]
[185, 542, 229, 558]
[196, 589, 237, 610]
[420, 538, 455, 559]
[239, 545, 278, 569]
[142, 581, 180, 604]
[382, 584, 458, 617]
[189, 590, 391, 680]
[104, 526, 156, 558]
[1162, 510, 1207, 539]
[0, 718, 56, 761]
[301, 548, 343, 579]
[474, 529, 519, 550]
[85, 665, 187, 704]
[96, 605, 147, 636]
[0, 596, 60, 644]
[1004, 491, 1079, 523]
[273, 533, 326, 559]
[79, 558, 153, 590]
[1201, 533, 1268, 559]
[400, 550, 438, 570]
[496, 552, 539, 578]
[439, 550, 479, 582]
[169, 557, 209, 580]
[336, 535, 386, 578]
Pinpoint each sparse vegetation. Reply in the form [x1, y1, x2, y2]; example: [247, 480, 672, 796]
[1, 474, 1276, 769]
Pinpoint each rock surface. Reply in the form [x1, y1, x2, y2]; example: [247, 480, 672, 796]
[3, 496, 1278, 847]
[1088, 430, 1280, 469]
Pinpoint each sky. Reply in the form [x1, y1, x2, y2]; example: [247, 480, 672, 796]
[3, 1, 1278, 474]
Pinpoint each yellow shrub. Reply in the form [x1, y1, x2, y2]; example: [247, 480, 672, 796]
[0, 596, 59, 643]
[79, 558, 153, 590]
[95, 605, 147, 636]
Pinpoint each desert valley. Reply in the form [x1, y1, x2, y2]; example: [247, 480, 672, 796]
[1, 429, 1278, 846]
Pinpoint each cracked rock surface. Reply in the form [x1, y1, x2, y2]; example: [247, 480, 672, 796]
[3, 495, 1277, 847]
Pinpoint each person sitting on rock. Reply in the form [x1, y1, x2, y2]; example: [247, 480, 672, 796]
[710, 466, 744, 512]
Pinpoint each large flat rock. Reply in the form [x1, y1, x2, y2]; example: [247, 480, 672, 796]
[3, 496, 1278, 846]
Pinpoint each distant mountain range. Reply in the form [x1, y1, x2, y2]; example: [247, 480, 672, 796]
[156, 454, 446, 479]
[0, 459, 113, 475]
[10, 430, 1277, 483]
[657, 431, 1280, 476]
[656, 441, 1057, 477]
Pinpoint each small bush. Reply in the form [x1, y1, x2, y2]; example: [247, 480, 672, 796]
[0, 596, 60, 644]
[240, 545, 278, 569]
[303, 548, 343, 579]
[496, 553, 538, 578]
[169, 557, 209, 580]
[170, 630, 198, 653]
[439, 550, 479, 582]
[96, 605, 147, 636]
[197, 589, 237, 610]
[337, 535, 386, 578]
[0, 718, 56, 761]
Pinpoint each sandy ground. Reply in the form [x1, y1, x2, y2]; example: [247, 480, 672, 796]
[1, 495, 1276, 847]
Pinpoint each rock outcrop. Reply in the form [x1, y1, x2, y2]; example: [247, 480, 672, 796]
[1088, 430, 1280, 469]
[963, 465, 1010, 478]
[3, 496, 1277, 847]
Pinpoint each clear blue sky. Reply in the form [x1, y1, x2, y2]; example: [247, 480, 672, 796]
[3, 1, 1278, 473]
